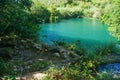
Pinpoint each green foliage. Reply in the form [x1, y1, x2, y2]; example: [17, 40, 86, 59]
[0, 0, 119, 79]
[0, 61, 15, 76]
[52, 40, 86, 55]
[31, 1, 50, 23]
[49, 6, 60, 23]
[0, 0, 39, 40]
[0, 61, 25, 78]
[32, 0, 115, 20]
[95, 72, 114, 80]
[30, 60, 49, 72]
[0, 0, 32, 9]
[44, 55, 100, 80]
[66, 0, 73, 5]
[95, 43, 118, 55]
[58, 7, 83, 19]
[101, 0, 120, 40]
[2, 75, 16, 80]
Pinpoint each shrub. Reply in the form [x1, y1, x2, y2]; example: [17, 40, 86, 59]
[49, 6, 61, 23]
[44, 55, 99, 80]
[31, 1, 50, 23]
[30, 60, 49, 72]
[95, 72, 114, 80]
[95, 43, 118, 55]
[1, 75, 16, 80]
[0, 0, 40, 40]
[58, 7, 83, 19]
[0, 61, 15, 76]
[101, 0, 120, 40]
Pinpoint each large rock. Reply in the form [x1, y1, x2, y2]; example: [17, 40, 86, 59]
[53, 52, 61, 58]
[33, 43, 42, 51]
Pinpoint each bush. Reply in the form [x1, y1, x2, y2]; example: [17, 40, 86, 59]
[101, 0, 120, 40]
[44, 55, 99, 80]
[95, 72, 114, 80]
[31, 1, 50, 23]
[30, 60, 49, 72]
[58, 7, 83, 19]
[95, 43, 118, 55]
[0, 0, 40, 40]
[1, 75, 16, 80]
[49, 6, 61, 23]
[0, 61, 15, 76]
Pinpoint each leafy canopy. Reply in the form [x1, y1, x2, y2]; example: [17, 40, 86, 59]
[101, 0, 120, 40]
[0, 0, 39, 40]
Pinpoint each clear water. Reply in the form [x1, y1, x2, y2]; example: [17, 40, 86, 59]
[40, 18, 117, 50]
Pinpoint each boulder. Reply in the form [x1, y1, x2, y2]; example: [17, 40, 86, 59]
[33, 43, 42, 50]
[53, 52, 61, 58]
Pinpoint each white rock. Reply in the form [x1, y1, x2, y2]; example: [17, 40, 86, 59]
[54, 53, 61, 57]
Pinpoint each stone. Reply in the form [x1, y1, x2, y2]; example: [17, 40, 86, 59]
[62, 52, 70, 61]
[68, 51, 80, 58]
[33, 43, 42, 50]
[53, 53, 61, 57]
[59, 47, 66, 53]
[21, 40, 26, 43]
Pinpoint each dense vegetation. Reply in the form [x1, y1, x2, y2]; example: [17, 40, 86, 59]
[101, 0, 120, 40]
[0, 0, 39, 40]
[32, 0, 120, 40]
[1, 0, 118, 40]
[0, 0, 120, 80]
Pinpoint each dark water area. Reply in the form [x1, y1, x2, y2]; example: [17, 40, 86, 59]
[99, 63, 120, 76]
[39, 18, 118, 51]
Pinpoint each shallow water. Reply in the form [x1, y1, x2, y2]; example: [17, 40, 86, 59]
[40, 18, 117, 51]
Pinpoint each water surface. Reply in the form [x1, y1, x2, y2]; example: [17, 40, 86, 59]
[40, 18, 117, 50]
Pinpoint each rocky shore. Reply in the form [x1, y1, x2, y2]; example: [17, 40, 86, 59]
[0, 37, 120, 80]
[0, 38, 82, 80]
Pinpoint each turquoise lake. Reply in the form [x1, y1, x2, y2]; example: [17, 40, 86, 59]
[40, 18, 117, 50]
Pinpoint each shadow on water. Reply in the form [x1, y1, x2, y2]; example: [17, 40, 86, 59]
[40, 32, 117, 53]
[39, 18, 118, 53]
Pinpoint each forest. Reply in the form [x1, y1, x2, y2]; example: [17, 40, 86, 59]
[0, 0, 120, 80]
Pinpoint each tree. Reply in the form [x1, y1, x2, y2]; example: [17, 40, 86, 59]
[31, 0, 50, 23]
[67, 0, 73, 4]
[0, 0, 39, 40]
[101, 0, 120, 40]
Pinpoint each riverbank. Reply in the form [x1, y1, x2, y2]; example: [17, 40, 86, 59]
[0, 37, 83, 79]
[1, 0, 120, 80]
[0, 37, 120, 80]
